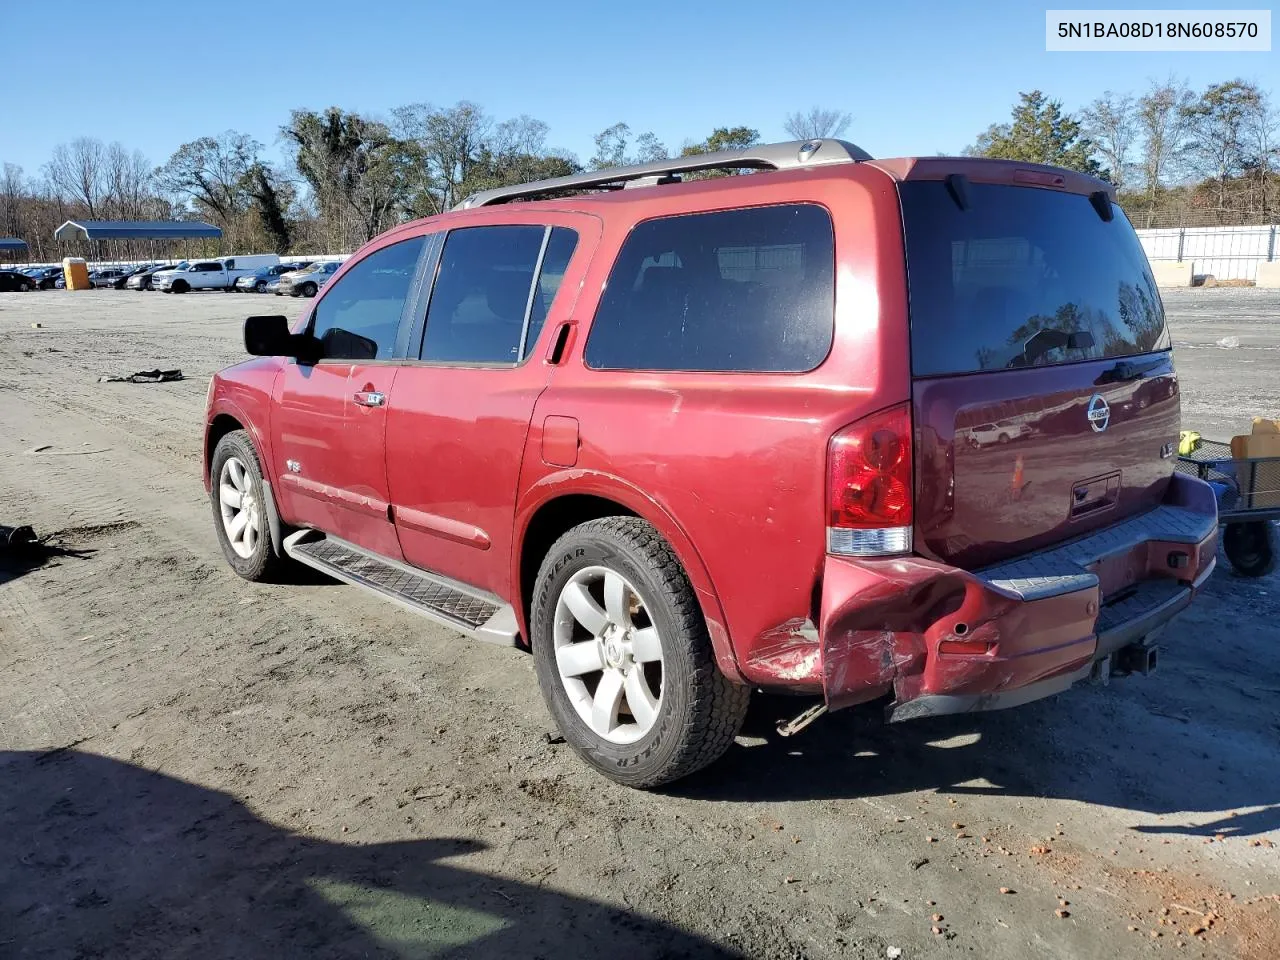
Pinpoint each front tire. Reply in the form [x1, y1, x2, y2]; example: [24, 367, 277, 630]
[300, 282, 318, 298]
[531, 517, 750, 788]
[171, 280, 188, 294]
[210, 430, 286, 582]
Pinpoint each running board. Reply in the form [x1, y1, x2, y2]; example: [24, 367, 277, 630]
[282, 530, 519, 645]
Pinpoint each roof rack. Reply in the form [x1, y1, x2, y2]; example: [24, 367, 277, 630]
[457, 139, 872, 209]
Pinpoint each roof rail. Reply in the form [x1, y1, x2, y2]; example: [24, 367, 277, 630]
[457, 139, 872, 209]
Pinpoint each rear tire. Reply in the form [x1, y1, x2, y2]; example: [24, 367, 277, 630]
[210, 430, 287, 582]
[531, 517, 750, 788]
[1224, 521, 1278, 578]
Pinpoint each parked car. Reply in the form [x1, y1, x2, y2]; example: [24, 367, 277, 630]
[88, 267, 133, 288]
[968, 420, 1032, 446]
[0, 269, 35, 291]
[234, 261, 313, 293]
[275, 260, 340, 297]
[203, 140, 1216, 789]
[154, 254, 281, 293]
[26, 266, 63, 290]
[109, 264, 157, 289]
[127, 262, 184, 290]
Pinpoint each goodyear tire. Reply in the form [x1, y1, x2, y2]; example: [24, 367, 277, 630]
[531, 517, 750, 788]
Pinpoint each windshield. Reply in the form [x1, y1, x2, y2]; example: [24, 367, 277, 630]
[900, 181, 1169, 377]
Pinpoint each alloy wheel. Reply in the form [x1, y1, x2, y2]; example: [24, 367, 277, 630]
[553, 566, 664, 745]
[217, 456, 261, 559]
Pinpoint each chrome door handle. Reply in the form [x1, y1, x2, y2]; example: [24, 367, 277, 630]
[353, 391, 386, 407]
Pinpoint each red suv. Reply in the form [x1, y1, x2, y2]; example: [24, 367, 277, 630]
[204, 140, 1217, 787]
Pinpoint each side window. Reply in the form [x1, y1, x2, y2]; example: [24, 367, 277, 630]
[420, 225, 545, 364]
[311, 236, 426, 361]
[522, 227, 579, 359]
[225, 259, 235, 270]
[194, 261, 222, 272]
[584, 204, 835, 373]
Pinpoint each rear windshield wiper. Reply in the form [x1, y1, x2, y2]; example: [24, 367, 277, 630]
[1095, 357, 1162, 384]
[1009, 328, 1095, 367]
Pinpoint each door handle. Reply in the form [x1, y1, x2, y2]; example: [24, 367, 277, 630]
[353, 391, 386, 407]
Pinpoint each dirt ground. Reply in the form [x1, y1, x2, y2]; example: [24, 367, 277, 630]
[1, 287, 1277, 960]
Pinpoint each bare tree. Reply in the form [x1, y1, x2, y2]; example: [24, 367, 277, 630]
[1182, 79, 1265, 214]
[392, 101, 491, 212]
[1, 163, 24, 238]
[783, 107, 852, 141]
[104, 142, 153, 220]
[632, 132, 667, 163]
[155, 131, 261, 225]
[589, 122, 631, 169]
[1136, 77, 1195, 221]
[1081, 92, 1137, 188]
[1246, 91, 1280, 219]
[45, 137, 107, 218]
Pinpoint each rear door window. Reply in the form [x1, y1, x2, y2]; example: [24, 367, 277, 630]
[522, 227, 579, 360]
[420, 225, 558, 365]
[585, 204, 834, 372]
[900, 182, 1169, 377]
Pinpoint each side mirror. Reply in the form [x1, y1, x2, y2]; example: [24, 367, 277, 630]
[1066, 330, 1095, 350]
[245, 315, 315, 361]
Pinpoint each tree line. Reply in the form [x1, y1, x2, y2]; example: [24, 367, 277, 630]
[2, 81, 1274, 262]
[967, 78, 1278, 228]
[0, 104, 848, 262]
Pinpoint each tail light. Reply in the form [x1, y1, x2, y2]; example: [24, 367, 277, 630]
[827, 403, 914, 556]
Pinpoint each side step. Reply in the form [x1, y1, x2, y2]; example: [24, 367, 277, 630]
[282, 530, 519, 645]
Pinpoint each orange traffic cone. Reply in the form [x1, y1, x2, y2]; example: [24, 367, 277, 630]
[1011, 454, 1025, 499]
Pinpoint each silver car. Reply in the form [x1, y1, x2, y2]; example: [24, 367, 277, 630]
[276, 260, 341, 298]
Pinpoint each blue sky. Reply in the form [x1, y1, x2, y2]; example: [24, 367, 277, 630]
[2, 0, 1276, 177]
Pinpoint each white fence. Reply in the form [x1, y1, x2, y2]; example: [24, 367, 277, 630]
[1136, 224, 1279, 282]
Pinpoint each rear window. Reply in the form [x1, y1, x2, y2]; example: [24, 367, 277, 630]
[901, 182, 1169, 377]
[584, 203, 835, 372]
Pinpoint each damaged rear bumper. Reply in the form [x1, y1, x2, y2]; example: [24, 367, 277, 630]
[815, 473, 1218, 721]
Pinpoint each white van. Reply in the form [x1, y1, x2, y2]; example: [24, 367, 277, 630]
[154, 254, 281, 293]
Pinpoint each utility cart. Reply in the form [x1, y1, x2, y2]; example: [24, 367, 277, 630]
[1176, 438, 1280, 577]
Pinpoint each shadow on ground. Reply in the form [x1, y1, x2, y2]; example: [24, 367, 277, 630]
[0, 536, 94, 587]
[673, 566, 1280, 838]
[0, 749, 738, 959]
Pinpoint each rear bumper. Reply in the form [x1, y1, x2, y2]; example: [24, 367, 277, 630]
[816, 472, 1218, 720]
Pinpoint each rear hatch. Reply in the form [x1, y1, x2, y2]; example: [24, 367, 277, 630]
[899, 174, 1178, 570]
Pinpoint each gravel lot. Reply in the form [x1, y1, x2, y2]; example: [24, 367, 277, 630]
[1, 287, 1277, 960]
